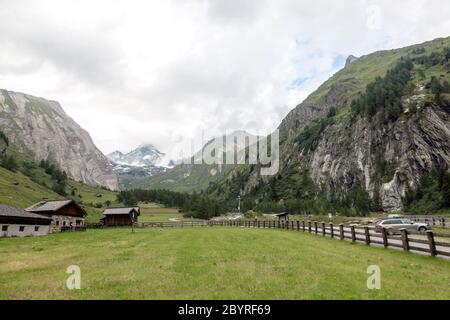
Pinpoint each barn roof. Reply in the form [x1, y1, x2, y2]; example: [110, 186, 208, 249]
[0, 205, 52, 220]
[103, 207, 140, 216]
[26, 200, 87, 216]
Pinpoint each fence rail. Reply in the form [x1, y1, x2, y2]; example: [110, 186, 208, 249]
[409, 216, 448, 228]
[134, 219, 450, 258]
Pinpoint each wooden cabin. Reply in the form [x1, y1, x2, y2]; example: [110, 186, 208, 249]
[275, 212, 289, 221]
[0, 205, 52, 237]
[102, 207, 140, 226]
[26, 200, 87, 233]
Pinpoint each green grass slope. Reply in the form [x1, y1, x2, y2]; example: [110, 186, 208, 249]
[0, 166, 62, 208]
[121, 163, 236, 193]
[303, 36, 450, 106]
[0, 227, 448, 299]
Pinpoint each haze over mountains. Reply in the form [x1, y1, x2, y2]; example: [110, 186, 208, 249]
[107, 144, 172, 179]
[116, 130, 260, 191]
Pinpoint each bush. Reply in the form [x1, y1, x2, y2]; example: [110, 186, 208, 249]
[52, 182, 67, 196]
[403, 168, 450, 213]
[1, 154, 18, 172]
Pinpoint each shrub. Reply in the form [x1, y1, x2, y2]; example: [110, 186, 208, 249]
[1, 154, 18, 172]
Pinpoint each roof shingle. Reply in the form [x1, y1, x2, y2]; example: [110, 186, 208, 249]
[26, 200, 73, 212]
[0, 205, 52, 220]
[103, 207, 140, 215]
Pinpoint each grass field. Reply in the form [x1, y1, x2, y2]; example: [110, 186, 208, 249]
[139, 207, 184, 222]
[138, 203, 203, 222]
[0, 227, 449, 300]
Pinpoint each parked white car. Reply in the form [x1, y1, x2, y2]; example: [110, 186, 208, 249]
[375, 218, 430, 235]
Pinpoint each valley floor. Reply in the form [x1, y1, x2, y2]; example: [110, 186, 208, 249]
[0, 227, 449, 299]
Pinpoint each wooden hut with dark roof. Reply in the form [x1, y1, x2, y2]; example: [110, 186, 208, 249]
[0, 204, 52, 237]
[26, 200, 87, 232]
[102, 207, 140, 226]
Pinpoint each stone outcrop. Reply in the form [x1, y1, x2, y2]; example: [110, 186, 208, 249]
[0, 89, 118, 190]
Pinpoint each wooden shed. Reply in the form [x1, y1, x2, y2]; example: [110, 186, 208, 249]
[102, 207, 140, 226]
[26, 200, 87, 232]
[274, 212, 289, 221]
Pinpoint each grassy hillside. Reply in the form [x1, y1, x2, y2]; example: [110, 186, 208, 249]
[121, 163, 236, 193]
[0, 166, 62, 208]
[303, 36, 450, 106]
[0, 135, 120, 222]
[0, 227, 448, 299]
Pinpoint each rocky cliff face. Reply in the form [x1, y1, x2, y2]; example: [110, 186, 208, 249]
[236, 37, 450, 212]
[298, 103, 450, 211]
[0, 89, 119, 190]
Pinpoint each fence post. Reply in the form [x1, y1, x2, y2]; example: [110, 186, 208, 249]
[432, 217, 436, 226]
[263, 221, 265, 228]
[286, 220, 289, 230]
[314, 221, 318, 234]
[297, 220, 300, 231]
[381, 228, 388, 248]
[291, 221, 294, 230]
[364, 227, 370, 245]
[400, 229, 409, 251]
[339, 224, 344, 240]
[330, 223, 334, 238]
[302, 221, 306, 232]
[426, 230, 437, 257]
[321, 222, 326, 236]
[442, 218, 446, 227]
[277, 220, 280, 229]
[350, 226, 356, 242]
[308, 221, 312, 233]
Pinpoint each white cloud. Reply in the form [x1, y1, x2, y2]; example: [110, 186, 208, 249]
[0, 0, 449, 160]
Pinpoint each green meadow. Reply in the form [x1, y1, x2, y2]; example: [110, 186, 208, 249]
[0, 227, 449, 300]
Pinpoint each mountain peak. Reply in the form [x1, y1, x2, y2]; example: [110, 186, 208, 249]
[107, 143, 165, 167]
[345, 55, 359, 67]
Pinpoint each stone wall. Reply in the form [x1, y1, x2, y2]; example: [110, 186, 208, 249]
[0, 224, 50, 237]
[50, 215, 85, 233]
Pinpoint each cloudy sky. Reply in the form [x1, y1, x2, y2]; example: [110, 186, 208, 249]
[1, 0, 450, 160]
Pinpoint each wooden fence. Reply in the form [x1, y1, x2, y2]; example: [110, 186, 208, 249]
[409, 216, 448, 228]
[136, 219, 450, 258]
